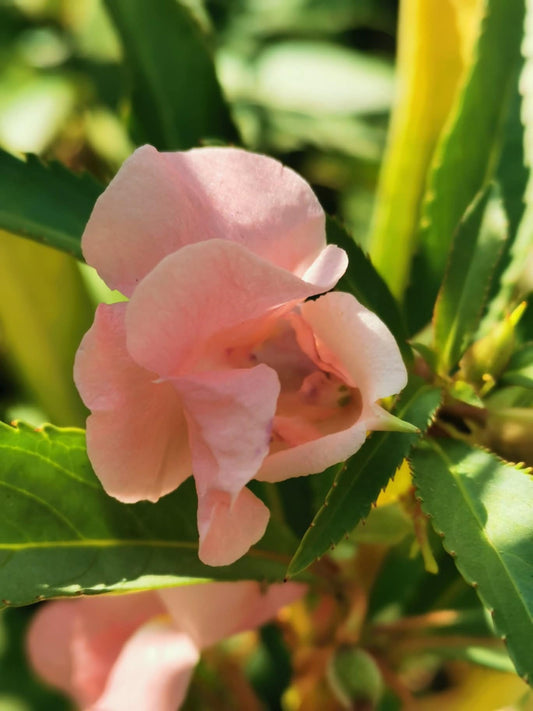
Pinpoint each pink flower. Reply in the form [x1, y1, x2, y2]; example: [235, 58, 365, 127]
[74, 146, 407, 566]
[27, 581, 304, 710]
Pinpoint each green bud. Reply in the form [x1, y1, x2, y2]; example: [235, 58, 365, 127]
[458, 302, 526, 391]
[327, 647, 384, 709]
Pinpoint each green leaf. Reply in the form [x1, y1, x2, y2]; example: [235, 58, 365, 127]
[287, 378, 442, 577]
[327, 217, 411, 363]
[0, 232, 93, 426]
[0, 422, 298, 607]
[103, 0, 239, 150]
[0, 148, 103, 260]
[438, 646, 516, 673]
[502, 343, 533, 388]
[368, 0, 481, 299]
[434, 186, 508, 374]
[405, 0, 525, 333]
[480, 69, 530, 331]
[411, 439, 533, 683]
[496, 70, 529, 244]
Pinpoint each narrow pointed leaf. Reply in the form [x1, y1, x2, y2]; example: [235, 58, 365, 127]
[434, 186, 508, 374]
[0, 149, 103, 260]
[412, 439, 533, 684]
[104, 0, 239, 150]
[287, 379, 442, 577]
[406, 0, 525, 333]
[0, 423, 298, 607]
[484, 1, 533, 327]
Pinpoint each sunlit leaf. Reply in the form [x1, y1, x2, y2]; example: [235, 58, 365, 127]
[412, 439, 533, 683]
[434, 186, 508, 374]
[406, 0, 525, 333]
[0, 232, 93, 426]
[368, 0, 483, 298]
[0, 422, 299, 607]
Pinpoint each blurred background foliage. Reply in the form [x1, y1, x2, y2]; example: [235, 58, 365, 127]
[0, 0, 532, 709]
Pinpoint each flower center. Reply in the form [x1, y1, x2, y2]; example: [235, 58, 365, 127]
[222, 316, 362, 451]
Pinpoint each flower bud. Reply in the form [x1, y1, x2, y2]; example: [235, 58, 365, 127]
[327, 647, 384, 709]
[458, 302, 526, 392]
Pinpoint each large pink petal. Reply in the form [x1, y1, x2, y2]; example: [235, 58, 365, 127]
[74, 303, 191, 503]
[159, 581, 305, 650]
[93, 620, 199, 711]
[196, 487, 270, 566]
[126, 239, 339, 378]
[173, 365, 279, 566]
[82, 145, 332, 296]
[294, 291, 407, 402]
[174, 366, 280, 496]
[27, 593, 163, 708]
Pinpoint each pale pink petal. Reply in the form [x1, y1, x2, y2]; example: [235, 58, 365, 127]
[256, 420, 368, 483]
[82, 145, 329, 296]
[27, 593, 163, 708]
[126, 240, 328, 378]
[257, 292, 407, 483]
[174, 366, 280, 496]
[301, 243, 348, 292]
[295, 291, 407, 401]
[197, 487, 270, 566]
[159, 581, 305, 649]
[93, 620, 199, 711]
[74, 303, 191, 503]
[27, 600, 78, 701]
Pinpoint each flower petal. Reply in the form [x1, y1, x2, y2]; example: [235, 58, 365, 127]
[82, 145, 329, 296]
[27, 593, 163, 708]
[295, 291, 407, 401]
[197, 487, 270, 566]
[174, 365, 280, 496]
[94, 619, 199, 711]
[74, 303, 191, 503]
[257, 420, 367, 483]
[159, 581, 305, 649]
[27, 601, 78, 702]
[126, 239, 334, 378]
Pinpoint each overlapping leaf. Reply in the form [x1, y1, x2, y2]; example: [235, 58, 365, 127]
[412, 439, 533, 683]
[406, 0, 525, 333]
[434, 186, 508, 374]
[287, 378, 442, 577]
[368, 0, 482, 298]
[0, 422, 298, 607]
